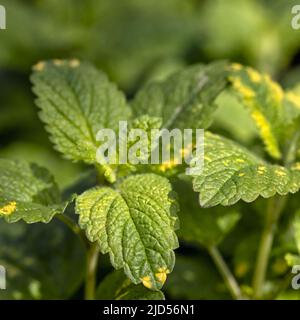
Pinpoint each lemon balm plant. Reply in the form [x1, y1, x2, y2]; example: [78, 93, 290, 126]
[0, 59, 300, 300]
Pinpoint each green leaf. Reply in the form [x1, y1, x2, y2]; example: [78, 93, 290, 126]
[96, 270, 164, 300]
[131, 61, 228, 130]
[31, 60, 131, 164]
[0, 159, 64, 223]
[191, 132, 300, 207]
[213, 90, 257, 144]
[127, 115, 163, 167]
[125, 115, 186, 177]
[76, 173, 178, 290]
[229, 64, 300, 159]
[0, 142, 82, 189]
[173, 176, 240, 247]
[0, 219, 85, 299]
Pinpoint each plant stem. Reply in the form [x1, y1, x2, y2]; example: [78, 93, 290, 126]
[85, 243, 99, 300]
[252, 130, 299, 299]
[252, 196, 287, 299]
[284, 131, 300, 167]
[56, 214, 89, 249]
[208, 246, 245, 300]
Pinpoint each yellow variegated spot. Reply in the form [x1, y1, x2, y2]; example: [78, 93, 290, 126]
[229, 76, 255, 100]
[275, 169, 286, 177]
[155, 267, 170, 285]
[246, 67, 261, 83]
[159, 160, 178, 172]
[251, 110, 281, 159]
[53, 59, 64, 66]
[236, 158, 245, 163]
[286, 92, 300, 109]
[292, 162, 300, 171]
[141, 276, 153, 290]
[141, 267, 170, 289]
[33, 61, 46, 72]
[235, 262, 249, 278]
[231, 63, 242, 71]
[238, 172, 245, 177]
[264, 74, 284, 104]
[69, 59, 80, 68]
[257, 165, 267, 175]
[155, 273, 167, 285]
[180, 144, 193, 157]
[0, 201, 17, 216]
[229, 66, 283, 159]
[222, 160, 230, 166]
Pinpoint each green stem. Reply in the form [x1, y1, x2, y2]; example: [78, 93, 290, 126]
[208, 246, 245, 300]
[252, 196, 287, 299]
[284, 131, 300, 167]
[56, 214, 89, 249]
[252, 130, 299, 299]
[85, 243, 99, 300]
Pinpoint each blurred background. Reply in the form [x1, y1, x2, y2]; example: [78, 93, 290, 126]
[0, 0, 300, 300]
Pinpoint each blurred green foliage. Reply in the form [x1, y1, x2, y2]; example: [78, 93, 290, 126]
[1, 0, 300, 300]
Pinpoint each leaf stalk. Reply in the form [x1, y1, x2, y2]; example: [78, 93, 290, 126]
[208, 245, 245, 300]
[85, 242, 100, 300]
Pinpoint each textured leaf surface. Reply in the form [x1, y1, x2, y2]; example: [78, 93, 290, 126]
[192, 132, 300, 207]
[76, 174, 178, 290]
[131, 61, 228, 130]
[0, 159, 63, 223]
[173, 176, 240, 247]
[96, 270, 164, 300]
[127, 115, 187, 177]
[229, 64, 300, 159]
[31, 60, 131, 164]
